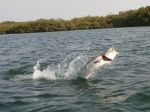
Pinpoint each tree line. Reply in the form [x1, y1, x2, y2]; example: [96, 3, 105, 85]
[0, 6, 150, 34]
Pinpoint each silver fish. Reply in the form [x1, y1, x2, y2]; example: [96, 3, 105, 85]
[79, 47, 119, 79]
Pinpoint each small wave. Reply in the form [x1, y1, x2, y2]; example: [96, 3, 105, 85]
[14, 74, 33, 80]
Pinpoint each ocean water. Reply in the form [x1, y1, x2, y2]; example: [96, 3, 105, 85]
[0, 27, 150, 112]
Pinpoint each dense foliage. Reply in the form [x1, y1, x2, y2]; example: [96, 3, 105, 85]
[0, 6, 150, 34]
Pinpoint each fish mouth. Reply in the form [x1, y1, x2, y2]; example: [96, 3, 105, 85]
[102, 55, 112, 61]
[103, 47, 119, 60]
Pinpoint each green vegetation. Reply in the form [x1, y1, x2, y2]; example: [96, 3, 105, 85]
[0, 6, 150, 34]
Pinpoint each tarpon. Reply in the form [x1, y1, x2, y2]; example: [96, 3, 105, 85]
[79, 47, 119, 79]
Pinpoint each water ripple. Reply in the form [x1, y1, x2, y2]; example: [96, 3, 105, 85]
[0, 27, 150, 112]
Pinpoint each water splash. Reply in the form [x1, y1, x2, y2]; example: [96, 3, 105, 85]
[32, 55, 88, 80]
[65, 55, 88, 79]
[32, 60, 57, 80]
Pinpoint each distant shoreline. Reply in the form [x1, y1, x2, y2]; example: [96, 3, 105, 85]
[0, 6, 150, 35]
[1, 26, 150, 36]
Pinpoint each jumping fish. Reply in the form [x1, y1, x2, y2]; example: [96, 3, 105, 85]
[79, 47, 119, 79]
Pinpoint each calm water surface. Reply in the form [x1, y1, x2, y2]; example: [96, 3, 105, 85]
[0, 27, 150, 112]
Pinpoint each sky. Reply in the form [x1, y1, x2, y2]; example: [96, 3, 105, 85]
[0, 0, 149, 22]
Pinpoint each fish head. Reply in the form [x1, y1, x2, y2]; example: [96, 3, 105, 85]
[103, 47, 119, 61]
